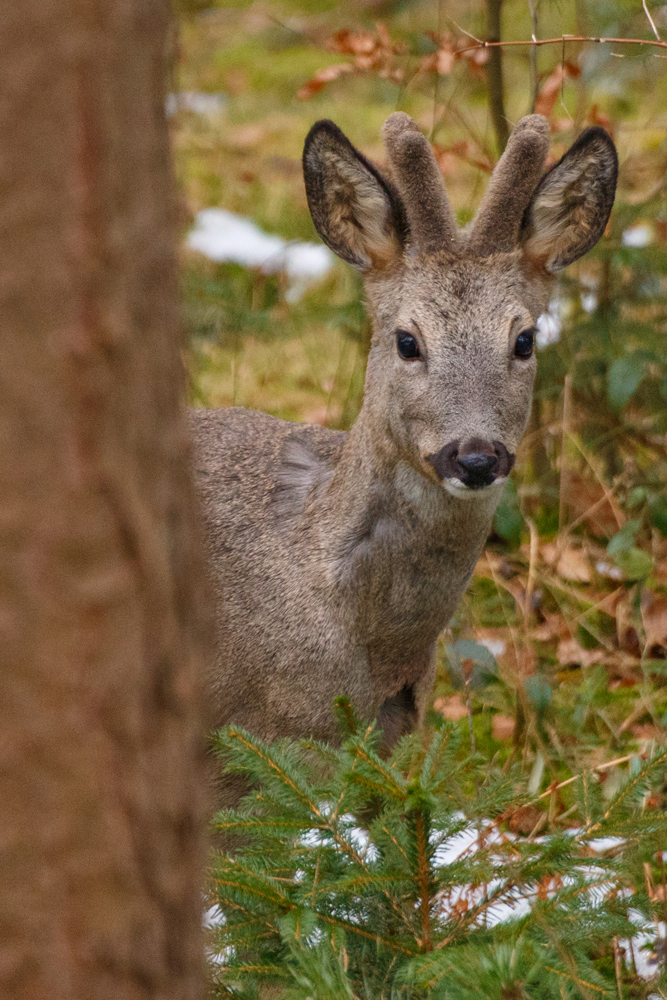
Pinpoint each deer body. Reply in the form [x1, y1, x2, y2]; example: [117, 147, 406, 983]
[193, 114, 618, 753]
[194, 401, 498, 745]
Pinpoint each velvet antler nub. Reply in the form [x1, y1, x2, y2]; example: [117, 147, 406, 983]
[382, 112, 457, 254]
[467, 114, 550, 254]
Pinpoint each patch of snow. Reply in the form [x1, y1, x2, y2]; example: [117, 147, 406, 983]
[484, 890, 533, 926]
[623, 913, 667, 979]
[581, 291, 598, 313]
[187, 208, 333, 301]
[166, 91, 227, 117]
[587, 836, 625, 853]
[478, 638, 506, 657]
[596, 560, 624, 581]
[204, 904, 224, 928]
[536, 300, 562, 348]
[432, 827, 479, 867]
[623, 224, 654, 248]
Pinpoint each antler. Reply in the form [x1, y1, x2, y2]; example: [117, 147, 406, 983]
[467, 115, 550, 254]
[382, 112, 457, 254]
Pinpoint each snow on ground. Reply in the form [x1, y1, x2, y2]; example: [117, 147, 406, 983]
[187, 208, 334, 301]
[622, 224, 654, 248]
[166, 91, 227, 116]
[536, 299, 562, 348]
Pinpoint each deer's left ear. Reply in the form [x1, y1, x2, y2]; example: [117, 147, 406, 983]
[520, 126, 618, 272]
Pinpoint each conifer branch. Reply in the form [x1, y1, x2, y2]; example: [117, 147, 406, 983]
[316, 912, 419, 955]
[415, 809, 434, 951]
[219, 727, 325, 817]
[543, 965, 609, 995]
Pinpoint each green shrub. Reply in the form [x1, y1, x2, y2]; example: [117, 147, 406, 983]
[207, 702, 667, 999]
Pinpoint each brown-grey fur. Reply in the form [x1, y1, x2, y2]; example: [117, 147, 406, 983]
[192, 113, 617, 790]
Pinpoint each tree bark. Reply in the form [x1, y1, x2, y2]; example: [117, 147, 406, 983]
[0, 1, 210, 998]
[486, 0, 509, 155]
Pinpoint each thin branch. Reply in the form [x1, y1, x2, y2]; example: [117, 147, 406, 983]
[524, 517, 539, 622]
[447, 16, 483, 44]
[642, 0, 661, 41]
[559, 373, 572, 532]
[459, 33, 667, 54]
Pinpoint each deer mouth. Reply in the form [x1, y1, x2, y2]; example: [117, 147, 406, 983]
[442, 476, 508, 499]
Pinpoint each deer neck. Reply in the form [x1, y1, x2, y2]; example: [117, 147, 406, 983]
[307, 410, 501, 666]
[321, 410, 500, 561]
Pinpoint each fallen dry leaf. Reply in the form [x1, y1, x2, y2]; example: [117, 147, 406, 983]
[557, 637, 604, 668]
[642, 595, 667, 649]
[560, 473, 623, 538]
[507, 804, 543, 836]
[433, 694, 468, 721]
[630, 723, 661, 742]
[541, 543, 559, 566]
[616, 596, 642, 655]
[557, 547, 592, 583]
[532, 613, 568, 642]
[492, 714, 515, 742]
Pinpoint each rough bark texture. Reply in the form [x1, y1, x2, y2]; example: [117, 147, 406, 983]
[0, 1, 210, 998]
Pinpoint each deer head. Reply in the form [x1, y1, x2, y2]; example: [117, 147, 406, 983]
[303, 113, 617, 495]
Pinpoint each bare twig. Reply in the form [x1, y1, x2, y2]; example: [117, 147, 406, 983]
[613, 936, 623, 1000]
[458, 33, 667, 54]
[559, 374, 572, 532]
[565, 432, 624, 531]
[642, 0, 661, 42]
[447, 17, 483, 45]
[524, 517, 539, 621]
[532, 752, 640, 804]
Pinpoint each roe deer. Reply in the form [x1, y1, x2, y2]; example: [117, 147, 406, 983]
[192, 112, 617, 758]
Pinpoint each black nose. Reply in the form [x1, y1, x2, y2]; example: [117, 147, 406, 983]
[426, 438, 515, 489]
[456, 452, 498, 489]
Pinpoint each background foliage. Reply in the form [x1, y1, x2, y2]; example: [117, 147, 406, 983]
[170, 0, 667, 992]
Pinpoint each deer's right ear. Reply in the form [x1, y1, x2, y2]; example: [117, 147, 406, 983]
[303, 120, 408, 271]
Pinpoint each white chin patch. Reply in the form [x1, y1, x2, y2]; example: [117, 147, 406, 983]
[443, 477, 507, 499]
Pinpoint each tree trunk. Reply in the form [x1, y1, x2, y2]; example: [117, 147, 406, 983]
[486, 0, 509, 155]
[0, 0, 210, 998]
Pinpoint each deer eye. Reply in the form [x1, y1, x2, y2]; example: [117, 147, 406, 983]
[396, 330, 421, 360]
[514, 328, 535, 359]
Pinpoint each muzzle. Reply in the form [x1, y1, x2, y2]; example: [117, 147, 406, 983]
[426, 438, 515, 490]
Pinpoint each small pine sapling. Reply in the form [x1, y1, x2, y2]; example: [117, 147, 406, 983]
[208, 702, 667, 1000]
